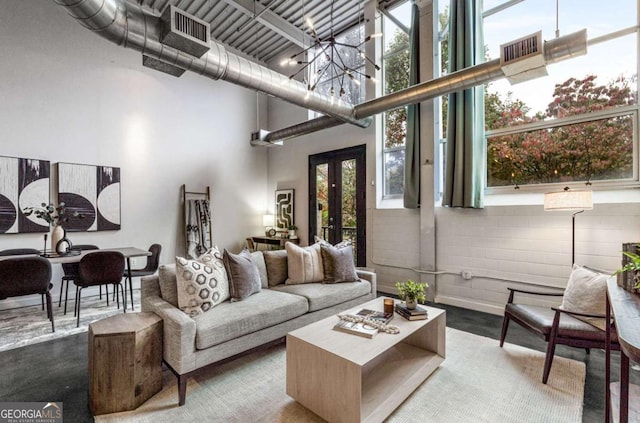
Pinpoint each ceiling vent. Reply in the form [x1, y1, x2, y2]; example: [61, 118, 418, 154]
[142, 55, 186, 77]
[160, 5, 210, 58]
[250, 130, 283, 147]
[500, 31, 547, 84]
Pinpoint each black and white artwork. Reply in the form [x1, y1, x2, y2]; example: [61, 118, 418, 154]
[275, 189, 294, 229]
[58, 163, 121, 232]
[0, 156, 50, 234]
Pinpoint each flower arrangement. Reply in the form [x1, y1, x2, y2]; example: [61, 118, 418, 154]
[288, 225, 298, 230]
[23, 202, 80, 227]
[395, 279, 428, 304]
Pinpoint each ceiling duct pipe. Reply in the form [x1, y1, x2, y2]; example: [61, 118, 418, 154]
[53, 0, 371, 128]
[262, 29, 587, 144]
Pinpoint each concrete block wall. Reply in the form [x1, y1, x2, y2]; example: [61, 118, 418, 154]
[435, 203, 640, 314]
[370, 202, 640, 315]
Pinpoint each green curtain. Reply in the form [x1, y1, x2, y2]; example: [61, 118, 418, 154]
[403, 3, 421, 209]
[442, 0, 485, 208]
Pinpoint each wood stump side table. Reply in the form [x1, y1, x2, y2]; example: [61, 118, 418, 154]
[89, 312, 163, 415]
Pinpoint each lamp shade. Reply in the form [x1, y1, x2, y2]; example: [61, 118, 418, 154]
[544, 189, 593, 211]
[262, 214, 275, 227]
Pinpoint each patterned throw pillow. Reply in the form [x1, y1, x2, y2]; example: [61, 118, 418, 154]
[320, 243, 359, 283]
[223, 248, 262, 301]
[285, 242, 324, 285]
[175, 247, 230, 317]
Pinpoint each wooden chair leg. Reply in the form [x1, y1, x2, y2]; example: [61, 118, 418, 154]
[543, 310, 561, 384]
[178, 374, 188, 406]
[500, 314, 510, 347]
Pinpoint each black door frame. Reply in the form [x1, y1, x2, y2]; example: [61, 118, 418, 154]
[309, 144, 366, 266]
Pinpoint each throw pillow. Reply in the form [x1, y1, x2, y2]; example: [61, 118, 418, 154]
[175, 247, 230, 317]
[314, 235, 351, 249]
[320, 243, 359, 283]
[285, 242, 324, 285]
[560, 264, 611, 330]
[250, 251, 269, 289]
[223, 248, 262, 301]
[263, 249, 288, 286]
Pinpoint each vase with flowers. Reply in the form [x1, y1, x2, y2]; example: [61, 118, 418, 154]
[23, 202, 81, 253]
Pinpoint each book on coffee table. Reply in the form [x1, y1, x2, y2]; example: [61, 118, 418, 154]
[355, 308, 394, 324]
[395, 303, 428, 321]
[333, 319, 378, 338]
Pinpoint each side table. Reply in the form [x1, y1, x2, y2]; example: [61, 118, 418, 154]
[89, 312, 163, 415]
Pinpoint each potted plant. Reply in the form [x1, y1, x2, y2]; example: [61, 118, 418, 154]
[288, 225, 298, 239]
[23, 202, 81, 253]
[395, 279, 428, 310]
[614, 250, 640, 291]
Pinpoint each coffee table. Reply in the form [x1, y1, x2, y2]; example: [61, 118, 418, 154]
[286, 297, 446, 423]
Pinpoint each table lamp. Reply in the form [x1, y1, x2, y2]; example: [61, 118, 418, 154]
[544, 187, 593, 265]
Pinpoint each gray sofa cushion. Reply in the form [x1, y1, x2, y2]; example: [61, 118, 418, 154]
[193, 289, 308, 350]
[224, 248, 262, 301]
[159, 264, 179, 307]
[271, 280, 371, 312]
[251, 251, 269, 289]
[263, 250, 288, 286]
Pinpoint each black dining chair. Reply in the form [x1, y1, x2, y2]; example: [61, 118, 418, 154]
[0, 248, 45, 309]
[0, 256, 55, 332]
[123, 243, 161, 311]
[74, 251, 126, 327]
[59, 244, 100, 315]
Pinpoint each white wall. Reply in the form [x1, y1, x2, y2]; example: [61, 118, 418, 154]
[264, 2, 640, 316]
[0, 0, 267, 308]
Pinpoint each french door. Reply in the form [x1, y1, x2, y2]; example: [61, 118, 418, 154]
[309, 145, 366, 266]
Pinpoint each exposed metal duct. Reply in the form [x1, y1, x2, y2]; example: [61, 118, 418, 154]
[262, 30, 588, 144]
[53, 0, 371, 128]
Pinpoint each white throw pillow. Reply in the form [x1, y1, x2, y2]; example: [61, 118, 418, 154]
[560, 264, 610, 330]
[175, 246, 230, 317]
[285, 242, 324, 284]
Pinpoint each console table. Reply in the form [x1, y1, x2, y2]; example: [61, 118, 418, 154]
[251, 236, 299, 249]
[606, 278, 640, 423]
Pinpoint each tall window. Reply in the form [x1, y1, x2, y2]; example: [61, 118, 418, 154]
[381, 1, 412, 197]
[482, 0, 638, 190]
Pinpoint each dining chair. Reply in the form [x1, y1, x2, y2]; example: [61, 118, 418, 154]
[0, 248, 44, 309]
[74, 251, 126, 327]
[0, 256, 55, 332]
[123, 243, 161, 311]
[59, 244, 99, 315]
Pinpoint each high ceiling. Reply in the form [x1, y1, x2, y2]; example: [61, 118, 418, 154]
[136, 0, 372, 64]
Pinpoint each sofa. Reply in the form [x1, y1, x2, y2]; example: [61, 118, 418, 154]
[141, 248, 377, 405]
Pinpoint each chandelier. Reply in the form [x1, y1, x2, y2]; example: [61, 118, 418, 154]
[282, 0, 381, 99]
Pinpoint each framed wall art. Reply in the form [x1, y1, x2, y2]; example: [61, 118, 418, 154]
[0, 155, 50, 234]
[58, 162, 121, 231]
[275, 189, 294, 230]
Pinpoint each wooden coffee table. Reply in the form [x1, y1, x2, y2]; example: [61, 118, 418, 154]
[286, 297, 446, 423]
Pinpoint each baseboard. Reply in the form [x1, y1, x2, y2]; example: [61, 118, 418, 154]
[434, 295, 504, 316]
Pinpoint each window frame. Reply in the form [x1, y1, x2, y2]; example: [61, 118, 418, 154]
[485, 105, 640, 193]
[380, 2, 411, 200]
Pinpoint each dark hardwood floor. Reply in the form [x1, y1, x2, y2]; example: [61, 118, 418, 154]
[0, 301, 635, 422]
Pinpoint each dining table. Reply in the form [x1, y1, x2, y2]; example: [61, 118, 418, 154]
[49, 247, 151, 311]
[1, 247, 152, 311]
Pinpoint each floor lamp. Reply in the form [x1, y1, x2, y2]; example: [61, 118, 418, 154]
[544, 187, 593, 265]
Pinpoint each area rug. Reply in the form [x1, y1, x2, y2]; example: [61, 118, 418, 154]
[0, 290, 140, 352]
[95, 328, 585, 423]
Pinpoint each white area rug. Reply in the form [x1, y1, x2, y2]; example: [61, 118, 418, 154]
[0, 290, 140, 352]
[95, 328, 585, 423]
